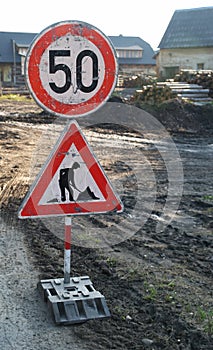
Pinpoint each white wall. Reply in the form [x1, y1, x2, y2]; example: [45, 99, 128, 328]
[157, 47, 213, 77]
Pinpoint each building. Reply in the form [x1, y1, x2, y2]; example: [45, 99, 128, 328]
[110, 35, 156, 77]
[156, 7, 213, 79]
[0, 31, 36, 86]
[0, 31, 156, 88]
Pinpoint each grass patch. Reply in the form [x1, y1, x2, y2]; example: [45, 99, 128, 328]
[0, 94, 30, 102]
[203, 194, 213, 201]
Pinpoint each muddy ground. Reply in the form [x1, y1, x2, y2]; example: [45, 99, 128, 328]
[0, 97, 212, 350]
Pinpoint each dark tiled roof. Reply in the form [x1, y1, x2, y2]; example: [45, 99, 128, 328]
[109, 35, 155, 65]
[0, 31, 36, 63]
[158, 7, 213, 49]
[0, 31, 155, 65]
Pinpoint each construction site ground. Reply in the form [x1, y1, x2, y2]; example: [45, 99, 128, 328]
[0, 97, 212, 350]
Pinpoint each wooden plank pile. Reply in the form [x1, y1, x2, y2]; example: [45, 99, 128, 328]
[135, 84, 175, 104]
[126, 70, 213, 105]
[172, 69, 213, 105]
[174, 70, 213, 93]
[157, 81, 213, 105]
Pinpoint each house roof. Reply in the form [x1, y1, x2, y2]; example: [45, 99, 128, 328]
[158, 7, 213, 49]
[0, 31, 155, 66]
[0, 31, 36, 63]
[109, 35, 155, 65]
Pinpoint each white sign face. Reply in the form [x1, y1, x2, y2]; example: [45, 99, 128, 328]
[39, 144, 104, 205]
[39, 34, 105, 105]
[25, 21, 118, 118]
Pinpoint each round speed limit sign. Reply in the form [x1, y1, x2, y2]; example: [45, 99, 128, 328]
[25, 21, 118, 118]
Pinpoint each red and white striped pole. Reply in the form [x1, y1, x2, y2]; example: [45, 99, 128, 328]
[64, 216, 72, 284]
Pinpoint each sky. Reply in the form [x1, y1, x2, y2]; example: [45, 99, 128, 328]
[2, 0, 213, 50]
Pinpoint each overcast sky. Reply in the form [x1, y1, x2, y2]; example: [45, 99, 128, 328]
[2, 0, 213, 50]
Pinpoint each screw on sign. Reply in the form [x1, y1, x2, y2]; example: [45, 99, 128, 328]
[25, 21, 118, 117]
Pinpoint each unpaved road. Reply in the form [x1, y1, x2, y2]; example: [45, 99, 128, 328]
[0, 215, 87, 350]
[0, 98, 212, 349]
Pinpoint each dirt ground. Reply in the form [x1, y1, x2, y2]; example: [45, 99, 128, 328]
[0, 97, 212, 350]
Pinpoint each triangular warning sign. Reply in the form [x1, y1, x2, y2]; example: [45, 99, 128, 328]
[18, 120, 123, 218]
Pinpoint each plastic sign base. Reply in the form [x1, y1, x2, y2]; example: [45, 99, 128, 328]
[38, 276, 111, 325]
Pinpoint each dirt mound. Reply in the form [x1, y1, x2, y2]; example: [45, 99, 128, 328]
[137, 99, 213, 135]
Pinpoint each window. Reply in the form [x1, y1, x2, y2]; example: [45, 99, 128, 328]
[116, 48, 143, 59]
[3, 65, 12, 82]
[164, 66, 179, 79]
[197, 63, 204, 70]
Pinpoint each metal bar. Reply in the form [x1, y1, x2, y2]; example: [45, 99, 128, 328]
[64, 216, 72, 284]
[12, 40, 16, 86]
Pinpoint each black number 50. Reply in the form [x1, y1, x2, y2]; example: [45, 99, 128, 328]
[49, 49, 98, 94]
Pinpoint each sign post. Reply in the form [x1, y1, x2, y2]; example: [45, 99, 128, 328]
[19, 20, 122, 325]
[64, 217, 72, 284]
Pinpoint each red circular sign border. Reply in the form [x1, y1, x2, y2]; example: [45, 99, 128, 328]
[26, 21, 118, 117]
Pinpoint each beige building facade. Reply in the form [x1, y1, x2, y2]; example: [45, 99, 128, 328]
[156, 47, 213, 78]
[157, 7, 213, 79]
